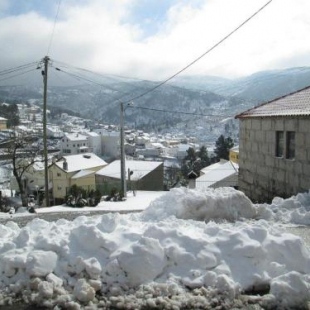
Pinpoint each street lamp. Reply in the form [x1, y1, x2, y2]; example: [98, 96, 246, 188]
[120, 101, 133, 198]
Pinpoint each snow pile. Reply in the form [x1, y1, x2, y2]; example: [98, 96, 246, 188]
[257, 190, 310, 225]
[0, 187, 309, 308]
[143, 187, 257, 221]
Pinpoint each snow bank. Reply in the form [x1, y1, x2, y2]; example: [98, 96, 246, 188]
[143, 187, 256, 221]
[257, 190, 310, 225]
[0, 187, 309, 308]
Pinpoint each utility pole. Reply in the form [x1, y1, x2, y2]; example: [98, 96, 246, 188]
[120, 102, 127, 198]
[42, 56, 50, 207]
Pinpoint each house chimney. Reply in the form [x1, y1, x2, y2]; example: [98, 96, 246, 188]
[63, 159, 68, 171]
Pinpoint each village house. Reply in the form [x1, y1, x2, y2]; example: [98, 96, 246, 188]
[235, 85, 310, 202]
[85, 131, 101, 155]
[60, 132, 89, 155]
[95, 159, 164, 194]
[10, 158, 46, 200]
[229, 146, 239, 164]
[0, 117, 7, 130]
[195, 159, 239, 190]
[49, 153, 107, 204]
[93, 129, 120, 159]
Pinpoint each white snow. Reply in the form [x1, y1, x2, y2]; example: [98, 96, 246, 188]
[0, 187, 309, 309]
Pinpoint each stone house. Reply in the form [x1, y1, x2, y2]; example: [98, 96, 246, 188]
[235, 86, 310, 202]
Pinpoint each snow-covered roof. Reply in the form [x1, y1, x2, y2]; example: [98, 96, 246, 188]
[236, 85, 310, 118]
[85, 131, 99, 137]
[151, 142, 166, 149]
[96, 160, 163, 181]
[196, 160, 238, 189]
[71, 169, 95, 179]
[55, 153, 107, 173]
[65, 133, 88, 141]
[0, 117, 7, 121]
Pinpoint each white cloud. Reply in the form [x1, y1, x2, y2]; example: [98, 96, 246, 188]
[1, 0, 310, 81]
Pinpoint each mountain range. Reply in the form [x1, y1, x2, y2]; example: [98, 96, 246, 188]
[1, 66, 310, 144]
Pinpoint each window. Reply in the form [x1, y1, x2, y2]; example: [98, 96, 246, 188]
[57, 172, 61, 177]
[275, 131, 284, 157]
[286, 131, 295, 159]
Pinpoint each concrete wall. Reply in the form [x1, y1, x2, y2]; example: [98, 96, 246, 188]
[238, 117, 310, 202]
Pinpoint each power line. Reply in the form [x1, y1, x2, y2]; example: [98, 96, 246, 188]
[52, 66, 129, 101]
[0, 68, 38, 83]
[47, 0, 62, 55]
[121, 0, 273, 104]
[53, 60, 152, 85]
[52, 63, 157, 104]
[131, 106, 225, 118]
[0, 62, 38, 77]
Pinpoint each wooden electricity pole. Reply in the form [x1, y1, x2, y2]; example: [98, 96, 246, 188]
[42, 56, 50, 207]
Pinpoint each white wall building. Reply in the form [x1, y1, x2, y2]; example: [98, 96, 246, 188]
[60, 133, 89, 155]
[85, 131, 101, 156]
[94, 129, 120, 159]
[47, 125, 64, 138]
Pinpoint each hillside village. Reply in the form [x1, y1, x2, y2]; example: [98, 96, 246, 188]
[1, 78, 310, 210]
[0, 100, 240, 209]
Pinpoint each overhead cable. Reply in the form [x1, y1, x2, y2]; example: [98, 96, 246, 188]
[121, 0, 273, 104]
[47, 0, 62, 55]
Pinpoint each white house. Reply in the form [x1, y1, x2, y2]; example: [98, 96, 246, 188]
[85, 131, 101, 155]
[47, 125, 64, 138]
[195, 160, 239, 190]
[93, 129, 120, 159]
[60, 133, 89, 155]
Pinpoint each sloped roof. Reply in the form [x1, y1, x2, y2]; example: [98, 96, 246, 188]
[71, 169, 95, 179]
[196, 160, 238, 189]
[55, 153, 107, 173]
[96, 160, 163, 181]
[235, 85, 310, 118]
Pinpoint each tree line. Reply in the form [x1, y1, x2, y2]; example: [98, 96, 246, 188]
[181, 135, 234, 179]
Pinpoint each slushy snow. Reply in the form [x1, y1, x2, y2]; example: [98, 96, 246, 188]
[0, 187, 309, 309]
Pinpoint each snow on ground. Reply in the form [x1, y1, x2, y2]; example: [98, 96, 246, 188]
[0, 187, 309, 309]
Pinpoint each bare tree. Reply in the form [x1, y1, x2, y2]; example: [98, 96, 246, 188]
[7, 132, 42, 207]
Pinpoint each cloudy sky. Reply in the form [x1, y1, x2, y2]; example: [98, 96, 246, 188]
[0, 0, 310, 82]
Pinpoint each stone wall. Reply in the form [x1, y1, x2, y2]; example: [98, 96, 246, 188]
[238, 117, 310, 202]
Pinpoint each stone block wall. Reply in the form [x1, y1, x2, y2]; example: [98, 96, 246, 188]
[238, 117, 310, 202]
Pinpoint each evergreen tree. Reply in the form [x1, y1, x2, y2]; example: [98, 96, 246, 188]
[181, 146, 211, 178]
[197, 145, 210, 167]
[0, 103, 19, 127]
[214, 135, 234, 160]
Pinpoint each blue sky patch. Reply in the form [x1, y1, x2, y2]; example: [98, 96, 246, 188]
[124, 0, 204, 38]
